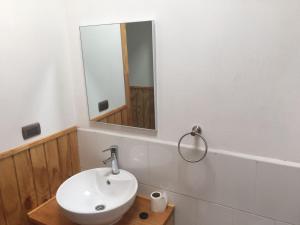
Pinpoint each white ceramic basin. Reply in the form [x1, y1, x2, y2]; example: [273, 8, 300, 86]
[56, 168, 138, 225]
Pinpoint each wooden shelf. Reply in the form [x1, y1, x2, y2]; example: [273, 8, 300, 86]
[28, 195, 174, 225]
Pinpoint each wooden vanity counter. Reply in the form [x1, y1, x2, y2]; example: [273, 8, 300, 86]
[28, 195, 174, 225]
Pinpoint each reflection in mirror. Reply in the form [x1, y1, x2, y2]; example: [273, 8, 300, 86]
[80, 21, 156, 130]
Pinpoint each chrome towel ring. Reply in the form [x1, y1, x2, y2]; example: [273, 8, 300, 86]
[178, 125, 208, 163]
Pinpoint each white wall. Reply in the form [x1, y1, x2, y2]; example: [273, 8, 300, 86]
[127, 21, 154, 87]
[80, 24, 126, 119]
[0, 0, 76, 151]
[65, 0, 300, 163]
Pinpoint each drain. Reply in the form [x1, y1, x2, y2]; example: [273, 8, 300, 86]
[106, 180, 111, 185]
[95, 204, 105, 211]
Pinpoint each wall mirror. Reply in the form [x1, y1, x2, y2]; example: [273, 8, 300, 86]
[80, 21, 156, 130]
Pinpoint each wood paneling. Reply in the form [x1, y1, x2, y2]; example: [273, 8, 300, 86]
[97, 86, 155, 129]
[114, 111, 122, 125]
[0, 127, 80, 225]
[44, 140, 61, 197]
[121, 109, 128, 126]
[30, 145, 50, 205]
[136, 88, 144, 128]
[130, 86, 155, 129]
[14, 151, 38, 213]
[130, 87, 138, 127]
[0, 190, 6, 225]
[69, 132, 80, 174]
[0, 189, 6, 225]
[57, 136, 72, 181]
[0, 157, 24, 225]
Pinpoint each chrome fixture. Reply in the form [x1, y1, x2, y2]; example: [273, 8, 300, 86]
[178, 125, 208, 163]
[102, 145, 120, 174]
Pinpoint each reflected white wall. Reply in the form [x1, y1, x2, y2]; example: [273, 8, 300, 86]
[126, 21, 154, 87]
[80, 24, 126, 119]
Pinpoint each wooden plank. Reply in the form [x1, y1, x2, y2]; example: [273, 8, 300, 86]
[0, 126, 77, 160]
[130, 87, 138, 127]
[30, 145, 51, 205]
[57, 136, 72, 181]
[14, 150, 38, 213]
[114, 111, 122, 125]
[28, 197, 73, 225]
[0, 189, 7, 225]
[121, 108, 128, 126]
[149, 88, 155, 129]
[165, 215, 174, 225]
[130, 86, 154, 90]
[44, 140, 62, 196]
[136, 88, 144, 128]
[0, 157, 24, 225]
[143, 89, 151, 129]
[107, 114, 115, 124]
[69, 132, 80, 174]
[120, 23, 132, 125]
[129, 86, 155, 129]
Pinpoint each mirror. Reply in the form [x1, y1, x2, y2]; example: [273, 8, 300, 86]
[80, 21, 156, 130]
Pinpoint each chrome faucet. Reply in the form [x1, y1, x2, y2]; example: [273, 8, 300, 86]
[102, 145, 120, 175]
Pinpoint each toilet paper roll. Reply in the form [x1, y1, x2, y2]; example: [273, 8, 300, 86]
[150, 191, 168, 213]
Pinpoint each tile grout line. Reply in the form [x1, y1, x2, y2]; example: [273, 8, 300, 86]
[139, 182, 295, 225]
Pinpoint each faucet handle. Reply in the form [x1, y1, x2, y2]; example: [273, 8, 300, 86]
[102, 148, 111, 153]
[102, 145, 118, 153]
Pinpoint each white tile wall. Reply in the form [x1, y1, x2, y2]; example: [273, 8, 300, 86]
[118, 138, 150, 184]
[78, 129, 299, 225]
[198, 200, 233, 225]
[213, 154, 256, 212]
[255, 162, 300, 224]
[232, 211, 274, 225]
[275, 222, 294, 225]
[148, 142, 180, 192]
[177, 149, 218, 202]
[77, 130, 123, 170]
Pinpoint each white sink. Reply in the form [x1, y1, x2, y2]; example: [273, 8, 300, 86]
[56, 168, 138, 225]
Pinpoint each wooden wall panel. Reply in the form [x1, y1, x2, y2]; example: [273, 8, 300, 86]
[121, 109, 128, 126]
[107, 114, 115, 124]
[0, 157, 24, 225]
[69, 132, 80, 174]
[149, 90, 155, 129]
[97, 87, 155, 129]
[57, 136, 72, 181]
[44, 140, 62, 197]
[130, 86, 155, 129]
[14, 151, 38, 213]
[143, 89, 151, 129]
[0, 127, 80, 225]
[0, 189, 6, 225]
[114, 112, 122, 125]
[30, 145, 50, 205]
[136, 88, 144, 128]
[130, 88, 138, 127]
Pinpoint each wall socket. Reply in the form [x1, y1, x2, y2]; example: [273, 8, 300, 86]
[22, 123, 41, 140]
